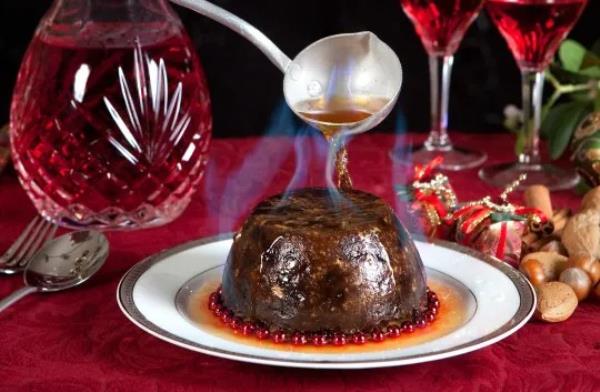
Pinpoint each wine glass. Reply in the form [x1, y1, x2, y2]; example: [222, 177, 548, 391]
[480, 0, 588, 190]
[395, 0, 487, 171]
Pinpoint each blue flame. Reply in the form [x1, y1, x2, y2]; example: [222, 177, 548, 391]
[201, 99, 333, 234]
[391, 107, 422, 232]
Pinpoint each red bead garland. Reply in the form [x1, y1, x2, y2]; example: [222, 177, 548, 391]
[208, 286, 440, 346]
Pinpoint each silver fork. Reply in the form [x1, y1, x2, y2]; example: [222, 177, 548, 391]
[0, 216, 58, 275]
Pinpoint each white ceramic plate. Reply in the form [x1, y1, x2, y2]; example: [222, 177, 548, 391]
[117, 234, 535, 369]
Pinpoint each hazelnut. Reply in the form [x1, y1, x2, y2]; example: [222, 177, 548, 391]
[591, 261, 600, 286]
[559, 268, 592, 301]
[521, 252, 568, 281]
[519, 259, 546, 286]
[567, 255, 600, 285]
[593, 282, 600, 300]
[534, 282, 578, 322]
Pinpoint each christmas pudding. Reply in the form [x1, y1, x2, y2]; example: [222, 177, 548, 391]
[210, 188, 436, 343]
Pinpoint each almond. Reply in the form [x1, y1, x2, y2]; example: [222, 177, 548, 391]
[534, 282, 578, 323]
[539, 239, 568, 255]
[561, 210, 600, 258]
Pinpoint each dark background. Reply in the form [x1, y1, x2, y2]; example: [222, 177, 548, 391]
[0, 0, 597, 138]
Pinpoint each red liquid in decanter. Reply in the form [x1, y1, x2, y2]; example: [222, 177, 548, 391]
[10, 23, 212, 228]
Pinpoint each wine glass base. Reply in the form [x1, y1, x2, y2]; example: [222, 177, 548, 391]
[391, 145, 487, 171]
[479, 162, 579, 191]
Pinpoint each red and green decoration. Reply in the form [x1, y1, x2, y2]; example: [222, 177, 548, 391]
[396, 157, 457, 238]
[398, 161, 552, 266]
[572, 112, 600, 187]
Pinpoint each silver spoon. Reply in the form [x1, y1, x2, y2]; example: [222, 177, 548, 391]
[170, 0, 403, 137]
[0, 231, 109, 313]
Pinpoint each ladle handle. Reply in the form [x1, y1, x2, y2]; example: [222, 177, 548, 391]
[170, 0, 292, 72]
[0, 286, 38, 313]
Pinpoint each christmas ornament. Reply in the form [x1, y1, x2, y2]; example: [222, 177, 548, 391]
[396, 157, 457, 238]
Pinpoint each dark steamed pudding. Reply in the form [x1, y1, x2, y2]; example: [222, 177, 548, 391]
[221, 188, 428, 333]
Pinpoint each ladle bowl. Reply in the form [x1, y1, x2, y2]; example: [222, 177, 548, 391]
[284, 32, 402, 136]
[170, 0, 402, 137]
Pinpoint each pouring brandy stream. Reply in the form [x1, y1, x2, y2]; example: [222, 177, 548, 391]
[296, 96, 391, 189]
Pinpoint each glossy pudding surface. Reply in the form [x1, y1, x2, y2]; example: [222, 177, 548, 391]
[221, 188, 428, 333]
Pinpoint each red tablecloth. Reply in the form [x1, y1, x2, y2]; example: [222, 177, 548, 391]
[0, 133, 598, 391]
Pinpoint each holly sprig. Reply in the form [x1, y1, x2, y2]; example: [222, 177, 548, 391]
[505, 39, 600, 159]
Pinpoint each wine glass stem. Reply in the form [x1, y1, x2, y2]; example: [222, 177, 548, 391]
[519, 70, 545, 164]
[425, 55, 454, 152]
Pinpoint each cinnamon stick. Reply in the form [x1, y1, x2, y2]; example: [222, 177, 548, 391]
[524, 185, 553, 219]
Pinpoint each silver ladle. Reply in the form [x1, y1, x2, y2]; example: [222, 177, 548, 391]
[0, 231, 109, 313]
[170, 0, 403, 137]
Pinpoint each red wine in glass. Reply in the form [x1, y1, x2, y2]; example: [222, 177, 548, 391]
[401, 0, 486, 56]
[486, 0, 590, 70]
[11, 21, 212, 229]
[480, 0, 588, 190]
[395, 0, 487, 171]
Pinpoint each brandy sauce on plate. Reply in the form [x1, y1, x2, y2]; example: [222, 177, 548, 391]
[187, 278, 469, 353]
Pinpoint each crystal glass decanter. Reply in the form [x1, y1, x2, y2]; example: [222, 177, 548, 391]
[10, 0, 212, 230]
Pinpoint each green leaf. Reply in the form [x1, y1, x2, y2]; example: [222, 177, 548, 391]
[579, 65, 600, 78]
[575, 180, 591, 196]
[559, 40, 587, 72]
[549, 63, 593, 84]
[542, 101, 593, 159]
[591, 38, 600, 57]
[567, 91, 591, 102]
[581, 52, 600, 69]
